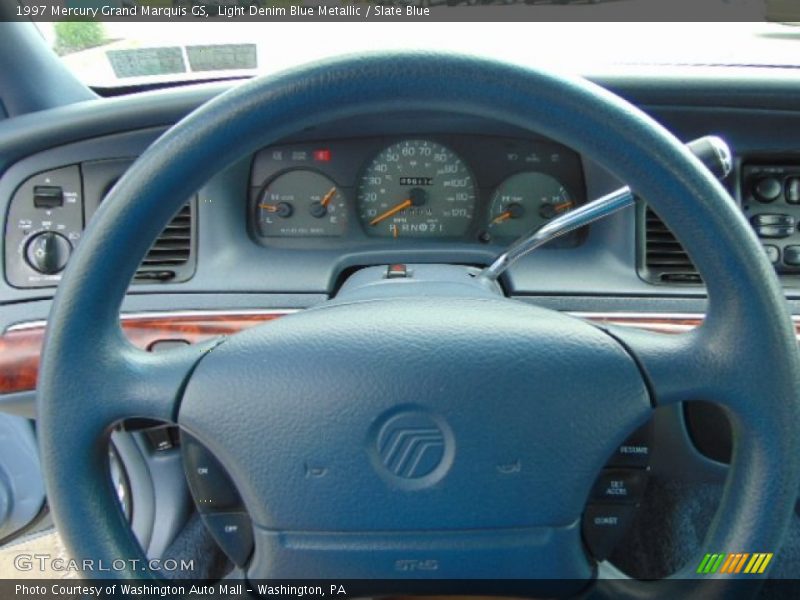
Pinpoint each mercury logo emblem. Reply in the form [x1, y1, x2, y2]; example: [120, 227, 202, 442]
[371, 409, 454, 486]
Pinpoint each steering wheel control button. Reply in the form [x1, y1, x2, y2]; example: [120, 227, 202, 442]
[204, 512, 253, 568]
[584, 423, 651, 559]
[754, 177, 783, 203]
[590, 469, 647, 504]
[144, 425, 176, 452]
[33, 185, 65, 208]
[386, 263, 409, 279]
[24, 231, 72, 274]
[370, 408, 454, 489]
[182, 435, 244, 512]
[582, 504, 636, 561]
[608, 423, 653, 468]
[764, 245, 780, 265]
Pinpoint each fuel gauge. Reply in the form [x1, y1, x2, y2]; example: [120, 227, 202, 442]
[488, 172, 574, 239]
[257, 170, 347, 237]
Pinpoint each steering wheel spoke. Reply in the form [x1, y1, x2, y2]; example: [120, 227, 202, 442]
[598, 324, 714, 408]
[40, 334, 219, 434]
[603, 316, 800, 422]
[112, 338, 221, 424]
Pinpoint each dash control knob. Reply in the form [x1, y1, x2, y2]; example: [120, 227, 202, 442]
[25, 232, 72, 274]
[754, 177, 782, 203]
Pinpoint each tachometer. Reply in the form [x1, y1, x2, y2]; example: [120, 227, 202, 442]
[357, 140, 476, 238]
[488, 172, 574, 239]
[256, 170, 346, 237]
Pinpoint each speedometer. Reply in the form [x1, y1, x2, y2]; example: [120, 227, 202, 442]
[357, 140, 476, 238]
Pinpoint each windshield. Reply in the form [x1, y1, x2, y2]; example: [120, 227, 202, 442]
[36, 20, 800, 88]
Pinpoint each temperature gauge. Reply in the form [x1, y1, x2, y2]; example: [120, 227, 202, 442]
[257, 170, 347, 237]
[488, 172, 574, 239]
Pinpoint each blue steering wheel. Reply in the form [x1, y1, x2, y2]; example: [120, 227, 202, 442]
[37, 53, 800, 598]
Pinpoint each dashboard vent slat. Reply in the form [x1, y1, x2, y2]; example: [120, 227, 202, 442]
[643, 206, 701, 284]
[135, 202, 193, 280]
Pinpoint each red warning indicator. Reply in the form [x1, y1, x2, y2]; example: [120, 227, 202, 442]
[313, 149, 332, 162]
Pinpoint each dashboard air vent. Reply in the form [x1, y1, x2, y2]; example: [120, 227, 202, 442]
[642, 206, 701, 284]
[135, 203, 194, 282]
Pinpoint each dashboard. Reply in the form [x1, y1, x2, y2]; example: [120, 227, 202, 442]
[3, 70, 800, 313]
[3, 133, 588, 292]
[0, 115, 612, 302]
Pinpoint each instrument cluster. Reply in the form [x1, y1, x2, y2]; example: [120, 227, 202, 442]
[249, 135, 586, 247]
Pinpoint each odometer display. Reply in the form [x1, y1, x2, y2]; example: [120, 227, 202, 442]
[357, 140, 476, 238]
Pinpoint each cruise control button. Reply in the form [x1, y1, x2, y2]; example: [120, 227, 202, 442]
[204, 512, 254, 567]
[582, 504, 636, 561]
[608, 424, 652, 468]
[784, 246, 800, 267]
[182, 435, 243, 512]
[145, 426, 174, 452]
[591, 469, 647, 504]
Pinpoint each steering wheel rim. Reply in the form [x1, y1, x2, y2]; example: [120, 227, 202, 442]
[37, 53, 800, 597]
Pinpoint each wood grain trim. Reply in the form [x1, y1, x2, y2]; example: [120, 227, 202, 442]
[575, 313, 703, 334]
[2, 310, 791, 396]
[121, 313, 285, 348]
[0, 312, 288, 396]
[0, 327, 43, 395]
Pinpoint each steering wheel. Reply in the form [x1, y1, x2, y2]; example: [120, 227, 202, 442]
[38, 53, 800, 598]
